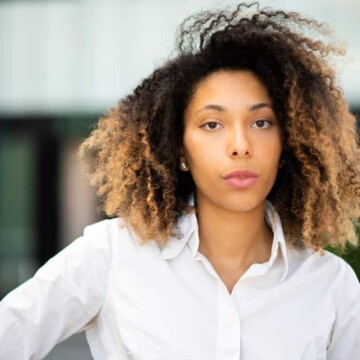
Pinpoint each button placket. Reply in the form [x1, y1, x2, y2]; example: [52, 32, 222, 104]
[225, 310, 237, 328]
[216, 281, 241, 360]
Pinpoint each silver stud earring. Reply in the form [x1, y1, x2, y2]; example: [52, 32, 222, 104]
[180, 162, 188, 170]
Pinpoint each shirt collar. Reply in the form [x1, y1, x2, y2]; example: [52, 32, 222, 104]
[160, 209, 198, 260]
[264, 201, 289, 282]
[160, 200, 289, 282]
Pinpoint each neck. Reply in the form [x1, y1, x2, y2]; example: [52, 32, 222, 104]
[196, 196, 273, 267]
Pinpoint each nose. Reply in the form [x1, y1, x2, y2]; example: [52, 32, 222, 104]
[227, 126, 251, 159]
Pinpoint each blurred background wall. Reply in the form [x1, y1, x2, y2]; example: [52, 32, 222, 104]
[0, 0, 359, 358]
[0, 0, 359, 313]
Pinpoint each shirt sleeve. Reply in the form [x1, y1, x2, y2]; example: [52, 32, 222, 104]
[327, 261, 360, 360]
[0, 219, 114, 360]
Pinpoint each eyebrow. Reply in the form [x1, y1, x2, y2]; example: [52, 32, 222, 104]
[195, 104, 225, 114]
[195, 102, 273, 115]
[248, 102, 273, 111]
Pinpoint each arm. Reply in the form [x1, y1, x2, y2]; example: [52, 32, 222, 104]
[0, 220, 113, 360]
[327, 261, 360, 360]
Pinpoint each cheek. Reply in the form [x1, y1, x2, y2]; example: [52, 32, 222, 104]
[184, 136, 222, 170]
[257, 137, 282, 169]
[254, 139, 282, 196]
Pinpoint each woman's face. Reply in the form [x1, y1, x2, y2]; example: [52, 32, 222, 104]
[181, 70, 282, 213]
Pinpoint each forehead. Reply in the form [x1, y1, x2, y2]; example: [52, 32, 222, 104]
[185, 70, 272, 114]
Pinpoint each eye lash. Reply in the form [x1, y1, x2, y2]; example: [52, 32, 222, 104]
[200, 121, 221, 129]
[256, 118, 273, 123]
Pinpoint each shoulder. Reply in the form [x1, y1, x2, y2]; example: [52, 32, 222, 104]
[83, 217, 123, 237]
[288, 244, 357, 277]
[81, 217, 162, 261]
[63, 218, 123, 256]
[80, 217, 128, 256]
[308, 249, 358, 283]
[318, 250, 360, 301]
[287, 245, 359, 300]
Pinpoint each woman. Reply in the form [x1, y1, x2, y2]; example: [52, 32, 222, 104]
[1, 3, 359, 359]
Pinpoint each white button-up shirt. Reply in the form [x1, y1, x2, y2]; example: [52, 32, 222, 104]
[0, 202, 359, 359]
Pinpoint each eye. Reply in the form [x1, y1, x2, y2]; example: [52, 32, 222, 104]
[201, 121, 222, 130]
[251, 119, 272, 129]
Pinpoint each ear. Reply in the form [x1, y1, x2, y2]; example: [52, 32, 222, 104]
[179, 145, 186, 160]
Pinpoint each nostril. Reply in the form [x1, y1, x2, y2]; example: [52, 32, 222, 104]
[231, 149, 250, 157]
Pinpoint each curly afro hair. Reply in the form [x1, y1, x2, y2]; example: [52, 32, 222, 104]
[79, 2, 360, 252]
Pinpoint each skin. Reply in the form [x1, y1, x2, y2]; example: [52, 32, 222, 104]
[180, 70, 282, 293]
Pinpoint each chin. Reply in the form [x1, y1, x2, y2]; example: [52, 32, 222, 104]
[215, 196, 266, 214]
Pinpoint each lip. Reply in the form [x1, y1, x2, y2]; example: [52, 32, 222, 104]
[222, 169, 259, 179]
[222, 169, 259, 189]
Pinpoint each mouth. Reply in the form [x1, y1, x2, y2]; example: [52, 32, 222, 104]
[222, 169, 259, 189]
